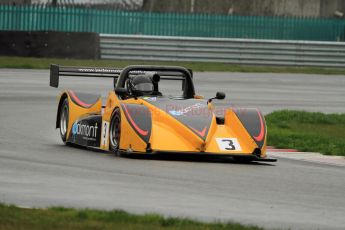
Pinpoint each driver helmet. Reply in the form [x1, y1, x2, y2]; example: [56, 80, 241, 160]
[129, 75, 154, 95]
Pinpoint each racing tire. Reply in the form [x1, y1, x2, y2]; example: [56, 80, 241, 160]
[59, 99, 69, 144]
[109, 108, 121, 155]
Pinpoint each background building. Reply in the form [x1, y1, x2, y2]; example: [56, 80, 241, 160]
[142, 0, 345, 18]
[2, 0, 31, 3]
[3, 0, 345, 18]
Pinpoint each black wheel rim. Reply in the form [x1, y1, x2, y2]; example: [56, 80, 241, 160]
[110, 114, 120, 149]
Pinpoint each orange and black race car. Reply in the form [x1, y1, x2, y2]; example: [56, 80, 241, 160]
[50, 65, 276, 162]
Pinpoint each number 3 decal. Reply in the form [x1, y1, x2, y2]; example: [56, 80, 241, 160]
[216, 138, 242, 151]
[222, 139, 236, 150]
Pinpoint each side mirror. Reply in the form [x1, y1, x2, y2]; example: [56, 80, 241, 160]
[115, 88, 128, 96]
[208, 91, 226, 104]
[216, 92, 226, 100]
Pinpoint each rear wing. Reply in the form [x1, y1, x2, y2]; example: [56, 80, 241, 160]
[50, 64, 121, 88]
[50, 64, 193, 88]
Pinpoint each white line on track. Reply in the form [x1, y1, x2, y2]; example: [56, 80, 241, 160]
[268, 151, 345, 167]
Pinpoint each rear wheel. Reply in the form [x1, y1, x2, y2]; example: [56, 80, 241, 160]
[109, 108, 121, 155]
[59, 99, 69, 143]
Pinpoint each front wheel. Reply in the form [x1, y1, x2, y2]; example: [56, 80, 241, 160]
[59, 99, 69, 144]
[109, 108, 121, 155]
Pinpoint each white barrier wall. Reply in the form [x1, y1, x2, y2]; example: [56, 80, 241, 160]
[100, 34, 345, 68]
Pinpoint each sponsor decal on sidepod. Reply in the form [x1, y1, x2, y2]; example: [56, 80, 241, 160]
[72, 122, 98, 140]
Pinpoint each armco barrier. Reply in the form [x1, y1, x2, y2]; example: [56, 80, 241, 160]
[100, 34, 345, 68]
[0, 31, 99, 59]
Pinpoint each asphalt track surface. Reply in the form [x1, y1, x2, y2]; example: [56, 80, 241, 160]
[0, 69, 345, 230]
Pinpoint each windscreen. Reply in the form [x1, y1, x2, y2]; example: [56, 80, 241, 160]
[157, 78, 184, 98]
[120, 67, 193, 99]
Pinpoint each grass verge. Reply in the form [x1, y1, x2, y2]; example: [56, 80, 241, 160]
[0, 203, 262, 230]
[266, 110, 345, 156]
[1, 56, 345, 74]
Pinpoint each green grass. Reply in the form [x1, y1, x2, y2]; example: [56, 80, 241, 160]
[1, 56, 345, 74]
[0, 203, 263, 230]
[266, 110, 345, 156]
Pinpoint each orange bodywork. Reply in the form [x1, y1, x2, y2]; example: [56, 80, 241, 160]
[59, 90, 267, 158]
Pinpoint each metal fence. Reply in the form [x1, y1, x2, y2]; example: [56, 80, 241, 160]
[100, 34, 345, 68]
[1, 5, 345, 41]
